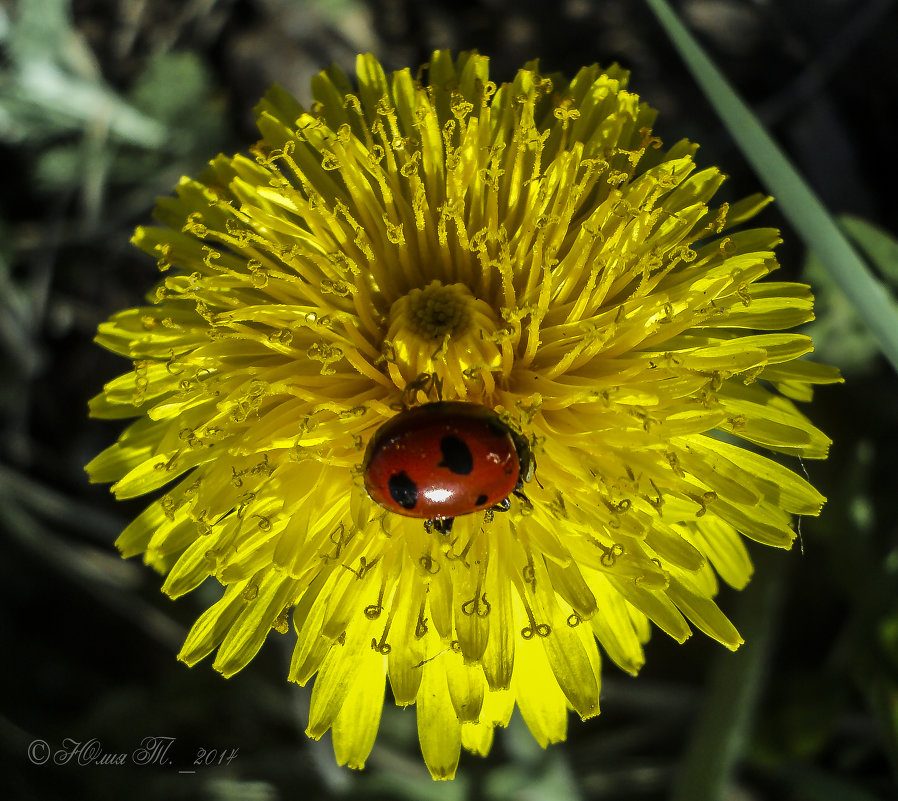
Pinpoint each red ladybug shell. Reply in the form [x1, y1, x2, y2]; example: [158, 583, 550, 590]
[363, 402, 521, 520]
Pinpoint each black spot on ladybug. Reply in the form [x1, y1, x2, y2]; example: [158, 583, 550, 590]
[475, 494, 488, 506]
[437, 435, 473, 475]
[388, 471, 418, 509]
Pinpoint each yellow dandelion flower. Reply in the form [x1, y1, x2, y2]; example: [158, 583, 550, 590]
[87, 51, 839, 779]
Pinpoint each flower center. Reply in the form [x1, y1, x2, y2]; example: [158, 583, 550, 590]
[405, 281, 471, 340]
[385, 280, 504, 397]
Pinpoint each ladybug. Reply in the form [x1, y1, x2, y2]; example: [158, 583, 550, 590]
[363, 401, 535, 534]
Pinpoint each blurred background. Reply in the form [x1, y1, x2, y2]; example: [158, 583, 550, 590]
[2, 0, 897, 799]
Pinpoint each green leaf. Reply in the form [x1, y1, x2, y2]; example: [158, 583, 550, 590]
[35, 143, 82, 189]
[803, 251, 881, 374]
[785, 767, 888, 801]
[841, 214, 898, 286]
[6, 0, 72, 67]
[668, 547, 786, 801]
[645, 0, 898, 374]
[130, 52, 213, 126]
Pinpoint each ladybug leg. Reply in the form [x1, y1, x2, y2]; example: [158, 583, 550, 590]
[425, 517, 454, 535]
[489, 496, 512, 513]
[512, 488, 533, 513]
[486, 491, 532, 517]
[510, 431, 536, 489]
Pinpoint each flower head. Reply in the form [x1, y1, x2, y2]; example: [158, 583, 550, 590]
[88, 51, 838, 779]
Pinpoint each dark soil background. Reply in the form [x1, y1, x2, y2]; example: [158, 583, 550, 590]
[2, 1, 897, 799]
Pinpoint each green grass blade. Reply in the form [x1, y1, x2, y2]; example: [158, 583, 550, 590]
[646, 0, 898, 374]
